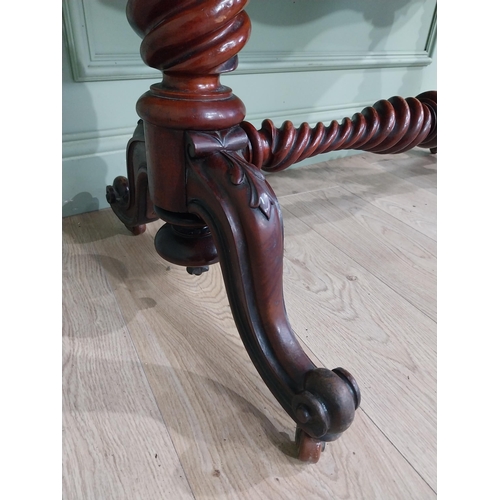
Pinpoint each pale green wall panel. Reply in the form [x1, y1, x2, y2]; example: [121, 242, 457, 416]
[62, 151, 127, 217]
[62, 0, 437, 216]
[243, 0, 434, 52]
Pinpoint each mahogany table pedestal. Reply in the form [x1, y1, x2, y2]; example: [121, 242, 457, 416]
[106, 0, 437, 464]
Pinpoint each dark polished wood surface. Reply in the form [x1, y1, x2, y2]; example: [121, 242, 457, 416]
[106, 0, 436, 464]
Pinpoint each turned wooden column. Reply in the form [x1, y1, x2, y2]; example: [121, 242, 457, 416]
[127, 0, 248, 211]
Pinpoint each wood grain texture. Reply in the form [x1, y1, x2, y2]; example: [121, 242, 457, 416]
[266, 151, 436, 487]
[63, 151, 436, 499]
[267, 151, 437, 240]
[62, 216, 195, 500]
[280, 211, 436, 489]
[326, 155, 437, 240]
[280, 186, 436, 320]
[360, 150, 437, 194]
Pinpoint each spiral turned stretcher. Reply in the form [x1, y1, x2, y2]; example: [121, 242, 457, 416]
[242, 91, 437, 172]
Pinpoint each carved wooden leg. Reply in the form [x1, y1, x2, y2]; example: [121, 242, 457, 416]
[185, 128, 360, 458]
[106, 120, 158, 234]
[106, 0, 437, 463]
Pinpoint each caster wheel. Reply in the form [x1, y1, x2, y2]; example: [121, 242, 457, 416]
[126, 224, 146, 235]
[295, 427, 325, 464]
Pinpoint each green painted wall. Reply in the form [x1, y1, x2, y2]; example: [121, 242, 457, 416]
[62, 0, 436, 217]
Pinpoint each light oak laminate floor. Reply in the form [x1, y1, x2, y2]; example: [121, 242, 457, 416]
[62, 150, 437, 499]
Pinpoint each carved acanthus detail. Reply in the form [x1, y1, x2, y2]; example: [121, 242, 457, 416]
[224, 152, 274, 220]
[186, 128, 274, 219]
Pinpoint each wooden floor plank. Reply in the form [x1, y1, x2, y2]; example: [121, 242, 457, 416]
[78, 208, 435, 499]
[280, 185, 436, 320]
[325, 155, 437, 240]
[267, 152, 437, 241]
[263, 155, 347, 198]
[360, 150, 437, 194]
[280, 210, 436, 489]
[62, 216, 195, 500]
[62, 150, 436, 499]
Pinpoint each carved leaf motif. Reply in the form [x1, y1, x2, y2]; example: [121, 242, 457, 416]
[223, 152, 273, 220]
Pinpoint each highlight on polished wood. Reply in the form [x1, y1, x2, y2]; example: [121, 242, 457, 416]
[105, 0, 437, 463]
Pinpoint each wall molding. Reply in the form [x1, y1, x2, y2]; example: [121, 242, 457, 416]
[62, 127, 135, 160]
[63, 0, 435, 82]
[62, 101, 374, 160]
[239, 50, 431, 74]
[425, 6, 437, 56]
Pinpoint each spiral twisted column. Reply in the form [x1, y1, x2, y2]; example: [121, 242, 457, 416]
[127, 0, 251, 76]
[127, 0, 251, 129]
[124, 0, 251, 213]
[242, 91, 437, 172]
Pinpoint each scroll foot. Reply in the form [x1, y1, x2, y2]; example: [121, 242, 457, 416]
[185, 128, 360, 462]
[106, 120, 158, 232]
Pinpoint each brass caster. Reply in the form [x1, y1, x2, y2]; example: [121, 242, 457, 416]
[295, 427, 325, 464]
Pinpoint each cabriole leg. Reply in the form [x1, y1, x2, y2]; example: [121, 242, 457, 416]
[185, 128, 361, 459]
